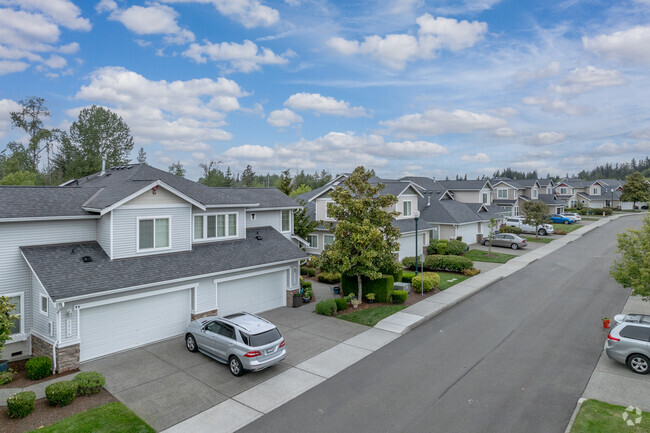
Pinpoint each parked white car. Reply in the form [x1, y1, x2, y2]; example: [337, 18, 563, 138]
[504, 216, 554, 236]
[561, 212, 581, 222]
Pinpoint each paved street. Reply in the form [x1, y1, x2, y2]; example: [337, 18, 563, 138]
[238, 215, 643, 433]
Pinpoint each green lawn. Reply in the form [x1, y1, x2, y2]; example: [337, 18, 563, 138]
[436, 271, 470, 290]
[523, 236, 553, 243]
[337, 305, 407, 326]
[463, 249, 516, 263]
[552, 223, 582, 233]
[570, 399, 650, 433]
[581, 217, 600, 221]
[30, 402, 154, 433]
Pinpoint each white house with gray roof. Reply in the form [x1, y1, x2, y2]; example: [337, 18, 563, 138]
[0, 164, 307, 371]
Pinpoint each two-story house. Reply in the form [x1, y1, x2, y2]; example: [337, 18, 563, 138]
[437, 179, 493, 205]
[492, 178, 566, 215]
[0, 164, 307, 372]
[556, 178, 636, 210]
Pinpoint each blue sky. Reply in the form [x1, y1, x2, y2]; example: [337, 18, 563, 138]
[1, 0, 650, 181]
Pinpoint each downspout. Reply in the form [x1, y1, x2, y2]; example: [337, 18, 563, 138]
[52, 302, 64, 374]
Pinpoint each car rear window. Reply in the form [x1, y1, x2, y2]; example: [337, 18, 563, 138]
[245, 328, 282, 347]
[620, 325, 650, 341]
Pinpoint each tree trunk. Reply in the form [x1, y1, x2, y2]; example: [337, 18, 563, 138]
[357, 274, 363, 303]
[488, 239, 492, 256]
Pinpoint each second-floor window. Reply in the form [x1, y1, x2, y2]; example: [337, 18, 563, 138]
[559, 187, 567, 195]
[497, 189, 507, 199]
[324, 234, 334, 246]
[282, 210, 291, 232]
[307, 234, 318, 248]
[194, 213, 237, 241]
[532, 189, 538, 199]
[403, 201, 412, 216]
[138, 217, 170, 251]
[482, 193, 488, 203]
[592, 187, 598, 195]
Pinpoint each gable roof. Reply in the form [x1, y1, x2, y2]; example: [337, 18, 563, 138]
[537, 194, 567, 205]
[21, 226, 308, 301]
[0, 186, 102, 220]
[437, 179, 492, 191]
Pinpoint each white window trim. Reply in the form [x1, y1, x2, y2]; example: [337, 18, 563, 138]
[39, 293, 49, 317]
[322, 199, 335, 220]
[402, 200, 412, 217]
[281, 209, 292, 233]
[532, 189, 538, 199]
[560, 187, 567, 195]
[307, 234, 318, 248]
[497, 189, 508, 199]
[5, 291, 25, 339]
[193, 212, 239, 242]
[324, 234, 335, 246]
[136, 216, 172, 253]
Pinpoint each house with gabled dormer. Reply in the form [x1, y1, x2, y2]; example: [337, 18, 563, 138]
[0, 164, 308, 371]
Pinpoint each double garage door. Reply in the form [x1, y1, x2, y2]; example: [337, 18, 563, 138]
[79, 270, 287, 362]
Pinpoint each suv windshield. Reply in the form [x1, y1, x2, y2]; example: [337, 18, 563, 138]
[244, 328, 282, 347]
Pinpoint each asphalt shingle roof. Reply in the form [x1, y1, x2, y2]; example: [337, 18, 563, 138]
[437, 179, 491, 190]
[21, 226, 308, 301]
[0, 186, 101, 218]
[537, 194, 567, 205]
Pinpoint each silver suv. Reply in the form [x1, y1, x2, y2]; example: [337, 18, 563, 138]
[185, 312, 286, 376]
[605, 314, 650, 374]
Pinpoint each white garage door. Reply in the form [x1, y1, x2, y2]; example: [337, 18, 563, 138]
[217, 270, 286, 317]
[80, 289, 191, 361]
[457, 223, 479, 244]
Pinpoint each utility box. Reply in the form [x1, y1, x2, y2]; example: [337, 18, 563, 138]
[394, 282, 411, 294]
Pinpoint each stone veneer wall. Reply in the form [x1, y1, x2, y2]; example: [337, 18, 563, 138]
[286, 288, 301, 307]
[31, 335, 53, 358]
[191, 309, 218, 320]
[31, 335, 79, 373]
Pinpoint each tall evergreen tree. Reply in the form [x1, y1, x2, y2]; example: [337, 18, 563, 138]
[279, 169, 292, 195]
[223, 166, 234, 187]
[137, 147, 147, 164]
[241, 164, 255, 187]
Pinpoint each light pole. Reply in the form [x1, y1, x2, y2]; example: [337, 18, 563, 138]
[414, 209, 420, 277]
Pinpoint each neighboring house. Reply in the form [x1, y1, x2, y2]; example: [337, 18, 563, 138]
[298, 175, 507, 261]
[491, 178, 566, 215]
[555, 178, 633, 209]
[437, 179, 493, 205]
[0, 164, 308, 371]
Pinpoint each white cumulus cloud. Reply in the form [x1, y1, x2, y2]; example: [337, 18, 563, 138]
[528, 131, 566, 145]
[267, 108, 302, 127]
[284, 93, 369, 117]
[381, 108, 506, 137]
[183, 40, 291, 72]
[583, 25, 650, 65]
[550, 66, 625, 94]
[159, 0, 279, 28]
[0, 98, 22, 137]
[460, 152, 490, 163]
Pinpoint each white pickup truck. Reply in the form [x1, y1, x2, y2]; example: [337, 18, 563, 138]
[504, 216, 554, 236]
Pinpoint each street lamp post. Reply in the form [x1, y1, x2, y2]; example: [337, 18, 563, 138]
[414, 209, 420, 278]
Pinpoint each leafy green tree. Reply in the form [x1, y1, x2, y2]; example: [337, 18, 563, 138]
[241, 164, 255, 187]
[137, 147, 147, 165]
[621, 172, 650, 209]
[10, 97, 54, 170]
[0, 296, 19, 358]
[290, 183, 312, 198]
[486, 217, 498, 256]
[611, 214, 650, 297]
[53, 105, 134, 178]
[0, 141, 35, 177]
[293, 199, 319, 249]
[522, 200, 550, 238]
[278, 169, 292, 195]
[0, 170, 38, 185]
[317, 166, 400, 302]
[198, 161, 227, 186]
[168, 161, 186, 178]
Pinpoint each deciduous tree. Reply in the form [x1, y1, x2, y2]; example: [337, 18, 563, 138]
[168, 161, 186, 178]
[10, 97, 53, 170]
[621, 172, 650, 209]
[290, 183, 312, 198]
[522, 200, 550, 238]
[611, 214, 650, 298]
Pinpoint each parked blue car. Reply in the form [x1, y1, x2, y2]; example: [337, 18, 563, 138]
[550, 214, 575, 224]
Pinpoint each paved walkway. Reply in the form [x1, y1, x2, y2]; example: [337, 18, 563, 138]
[0, 372, 76, 405]
[165, 214, 636, 433]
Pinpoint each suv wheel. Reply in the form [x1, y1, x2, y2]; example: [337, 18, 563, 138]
[538, 229, 547, 236]
[186, 334, 198, 353]
[563, 220, 569, 224]
[229, 356, 244, 376]
[483, 240, 489, 246]
[511, 243, 518, 250]
[627, 354, 650, 374]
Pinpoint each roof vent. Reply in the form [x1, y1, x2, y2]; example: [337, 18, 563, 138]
[255, 230, 263, 241]
[82, 256, 93, 263]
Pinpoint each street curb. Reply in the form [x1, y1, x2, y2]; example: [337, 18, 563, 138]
[564, 397, 586, 433]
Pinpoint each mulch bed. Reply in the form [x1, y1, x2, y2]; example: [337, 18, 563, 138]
[1, 359, 79, 389]
[334, 287, 442, 314]
[0, 389, 116, 433]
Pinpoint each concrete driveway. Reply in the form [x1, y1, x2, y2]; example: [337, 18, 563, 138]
[81, 306, 367, 432]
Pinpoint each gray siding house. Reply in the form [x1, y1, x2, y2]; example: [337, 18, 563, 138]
[0, 164, 307, 371]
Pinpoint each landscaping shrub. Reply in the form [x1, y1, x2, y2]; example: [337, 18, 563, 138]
[300, 280, 312, 289]
[554, 229, 567, 235]
[589, 207, 613, 216]
[424, 255, 474, 272]
[25, 356, 52, 380]
[411, 272, 440, 292]
[392, 290, 408, 304]
[401, 271, 415, 284]
[456, 236, 463, 241]
[427, 243, 437, 255]
[317, 272, 341, 284]
[74, 371, 105, 395]
[436, 242, 447, 255]
[438, 239, 449, 244]
[381, 261, 403, 283]
[334, 298, 347, 312]
[315, 299, 337, 316]
[307, 268, 316, 277]
[401, 256, 416, 270]
[7, 391, 35, 418]
[500, 225, 523, 234]
[46, 380, 78, 407]
[0, 369, 15, 385]
[462, 268, 481, 276]
[341, 275, 394, 303]
[446, 240, 467, 256]
[300, 266, 310, 275]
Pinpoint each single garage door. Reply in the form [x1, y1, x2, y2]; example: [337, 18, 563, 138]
[217, 270, 286, 317]
[80, 289, 191, 361]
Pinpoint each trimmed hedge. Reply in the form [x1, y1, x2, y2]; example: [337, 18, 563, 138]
[315, 299, 337, 316]
[500, 225, 523, 234]
[25, 356, 52, 380]
[401, 271, 415, 284]
[74, 371, 105, 395]
[46, 381, 78, 407]
[317, 272, 341, 284]
[411, 272, 440, 292]
[341, 275, 395, 303]
[7, 391, 35, 418]
[446, 240, 467, 255]
[402, 256, 416, 270]
[334, 298, 348, 312]
[589, 207, 613, 215]
[300, 266, 310, 275]
[424, 255, 473, 272]
[392, 290, 407, 304]
[436, 242, 447, 255]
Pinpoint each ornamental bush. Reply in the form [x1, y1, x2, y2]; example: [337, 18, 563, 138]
[7, 391, 35, 418]
[446, 240, 467, 256]
[401, 271, 415, 284]
[334, 298, 347, 312]
[424, 255, 474, 272]
[317, 272, 341, 284]
[307, 268, 316, 277]
[341, 275, 395, 303]
[45, 380, 78, 407]
[300, 266, 310, 275]
[74, 371, 105, 395]
[25, 356, 52, 380]
[315, 299, 337, 316]
[0, 369, 15, 385]
[300, 280, 312, 289]
[411, 272, 440, 292]
[436, 242, 447, 255]
[392, 290, 408, 304]
[500, 225, 523, 235]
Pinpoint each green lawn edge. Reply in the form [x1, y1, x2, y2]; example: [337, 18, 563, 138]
[463, 249, 516, 263]
[523, 236, 553, 243]
[552, 222, 582, 233]
[29, 402, 155, 433]
[570, 399, 650, 433]
[337, 305, 407, 326]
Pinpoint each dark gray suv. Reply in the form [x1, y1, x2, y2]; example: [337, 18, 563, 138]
[605, 314, 650, 374]
[185, 312, 286, 376]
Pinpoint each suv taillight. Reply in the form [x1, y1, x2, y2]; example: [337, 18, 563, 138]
[279, 340, 285, 348]
[244, 351, 261, 357]
[607, 333, 620, 342]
